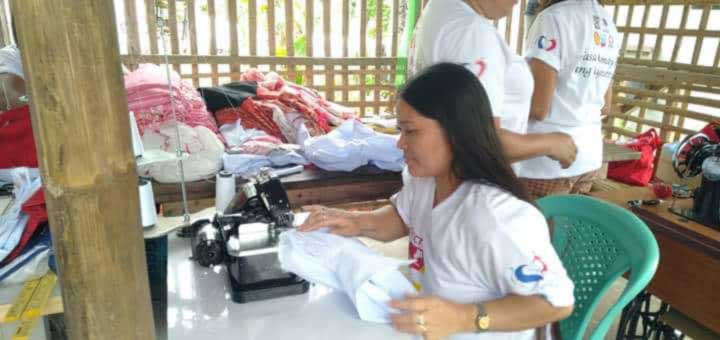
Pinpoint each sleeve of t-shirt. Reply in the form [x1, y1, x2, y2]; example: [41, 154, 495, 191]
[389, 167, 414, 227]
[472, 207, 575, 307]
[436, 21, 508, 121]
[525, 12, 562, 71]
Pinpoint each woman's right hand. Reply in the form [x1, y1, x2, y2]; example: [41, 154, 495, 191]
[546, 132, 577, 169]
[297, 205, 364, 237]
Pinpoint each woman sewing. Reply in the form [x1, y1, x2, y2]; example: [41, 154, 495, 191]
[300, 63, 574, 340]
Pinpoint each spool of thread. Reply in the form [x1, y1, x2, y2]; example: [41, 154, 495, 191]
[215, 170, 236, 213]
[129, 111, 144, 158]
[138, 178, 157, 228]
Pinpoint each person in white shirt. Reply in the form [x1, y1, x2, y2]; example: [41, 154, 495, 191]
[517, 0, 619, 198]
[408, 0, 577, 172]
[300, 63, 574, 340]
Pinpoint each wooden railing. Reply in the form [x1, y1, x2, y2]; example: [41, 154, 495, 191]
[0, 0, 718, 134]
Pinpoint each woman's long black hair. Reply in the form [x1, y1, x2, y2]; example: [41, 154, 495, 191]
[399, 62, 531, 203]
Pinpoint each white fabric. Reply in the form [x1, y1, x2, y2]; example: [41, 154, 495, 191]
[390, 168, 574, 340]
[222, 152, 308, 176]
[0, 45, 23, 79]
[408, 0, 533, 136]
[518, 0, 619, 179]
[279, 229, 415, 323]
[138, 122, 225, 183]
[0, 168, 39, 185]
[0, 228, 51, 285]
[0, 168, 41, 262]
[303, 120, 404, 172]
[219, 121, 269, 147]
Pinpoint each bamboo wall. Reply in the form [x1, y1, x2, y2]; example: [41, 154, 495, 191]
[1, 0, 719, 141]
[115, 0, 411, 116]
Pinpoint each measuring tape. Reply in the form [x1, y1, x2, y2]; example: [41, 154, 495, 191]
[5, 272, 57, 340]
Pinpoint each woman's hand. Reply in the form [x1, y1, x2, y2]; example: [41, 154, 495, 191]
[546, 132, 577, 169]
[389, 296, 475, 340]
[297, 205, 363, 236]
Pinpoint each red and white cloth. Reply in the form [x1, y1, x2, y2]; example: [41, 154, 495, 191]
[215, 69, 355, 144]
[125, 64, 223, 142]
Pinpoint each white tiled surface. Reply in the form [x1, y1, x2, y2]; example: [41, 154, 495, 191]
[166, 234, 411, 340]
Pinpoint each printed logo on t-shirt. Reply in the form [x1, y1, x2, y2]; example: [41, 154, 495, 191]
[509, 255, 548, 289]
[462, 59, 486, 78]
[536, 36, 557, 52]
[408, 229, 425, 292]
[409, 229, 425, 273]
[592, 14, 615, 50]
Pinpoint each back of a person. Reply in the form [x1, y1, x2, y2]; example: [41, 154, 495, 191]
[519, 0, 619, 180]
[530, 0, 619, 128]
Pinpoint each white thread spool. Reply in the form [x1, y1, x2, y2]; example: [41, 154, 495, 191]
[129, 111, 144, 158]
[138, 177, 157, 228]
[215, 170, 236, 213]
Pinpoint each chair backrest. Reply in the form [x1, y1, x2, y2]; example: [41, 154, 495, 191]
[537, 194, 659, 340]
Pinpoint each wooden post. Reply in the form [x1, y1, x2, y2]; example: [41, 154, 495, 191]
[11, 1, 156, 339]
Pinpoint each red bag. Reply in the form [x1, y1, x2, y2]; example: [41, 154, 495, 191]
[607, 128, 663, 186]
[0, 105, 38, 169]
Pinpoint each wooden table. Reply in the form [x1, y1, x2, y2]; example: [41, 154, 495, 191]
[153, 165, 403, 209]
[603, 141, 642, 162]
[590, 187, 720, 334]
[155, 142, 634, 209]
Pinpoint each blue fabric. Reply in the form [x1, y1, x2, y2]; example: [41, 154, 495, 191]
[303, 120, 404, 172]
[222, 149, 308, 176]
[0, 226, 52, 283]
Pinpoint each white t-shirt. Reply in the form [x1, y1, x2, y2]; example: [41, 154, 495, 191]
[518, 0, 620, 179]
[391, 168, 575, 340]
[408, 0, 533, 136]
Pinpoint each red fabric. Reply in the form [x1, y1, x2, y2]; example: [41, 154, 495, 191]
[221, 68, 352, 141]
[215, 101, 288, 142]
[607, 128, 663, 186]
[0, 105, 38, 168]
[698, 121, 720, 142]
[2, 189, 47, 265]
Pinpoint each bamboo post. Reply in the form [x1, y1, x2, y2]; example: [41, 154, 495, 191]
[12, 1, 156, 339]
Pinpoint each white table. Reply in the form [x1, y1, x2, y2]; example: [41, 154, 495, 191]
[166, 233, 412, 340]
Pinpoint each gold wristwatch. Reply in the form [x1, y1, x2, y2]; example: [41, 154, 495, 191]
[475, 303, 490, 332]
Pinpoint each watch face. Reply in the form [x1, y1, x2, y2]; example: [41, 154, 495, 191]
[478, 316, 490, 330]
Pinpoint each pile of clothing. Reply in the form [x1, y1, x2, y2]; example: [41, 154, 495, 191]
[125, 64, 225, 183]
[220, 120, 308, 175]
[200, 68, 355, 144]
[0, 168, 53, 285]
[0, 105, 54, 284]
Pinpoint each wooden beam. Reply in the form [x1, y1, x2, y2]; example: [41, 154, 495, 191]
[11, 1, 155, 339]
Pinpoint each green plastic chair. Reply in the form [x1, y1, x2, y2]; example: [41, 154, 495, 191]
[537, 194, 659, 340]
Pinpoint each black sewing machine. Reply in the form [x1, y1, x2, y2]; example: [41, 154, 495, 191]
[190, 169, 309, 303]
[671, 121, 720, 230]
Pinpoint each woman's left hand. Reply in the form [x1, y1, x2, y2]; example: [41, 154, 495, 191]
[389, 295, 475, 340]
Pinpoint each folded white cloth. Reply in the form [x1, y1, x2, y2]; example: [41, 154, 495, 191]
[303, 120, 404, 172]
[279, 229, 415, 323]
[0, 45, 23, 79]
[138, 122, 224, 183]
[222, 151, 308, 176]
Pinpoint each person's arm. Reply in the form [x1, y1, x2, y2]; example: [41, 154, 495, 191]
[298, 204, 408, 242]
[528, 58, 557, 121]
[496, 121, 576, 168]
[390, 294, 572, 339]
